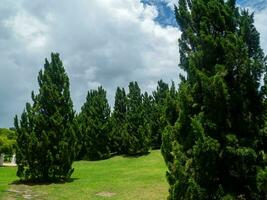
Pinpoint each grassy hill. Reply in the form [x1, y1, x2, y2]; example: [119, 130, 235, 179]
[0, 150, 168, 200]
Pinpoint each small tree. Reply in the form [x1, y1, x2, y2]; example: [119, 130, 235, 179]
[15, 53, 77, 182]
[125, 82, 150, 155]
[79, 86, 111, 160]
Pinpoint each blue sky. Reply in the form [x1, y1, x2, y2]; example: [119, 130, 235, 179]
[142, 0, 267, 27]
[0, 0, 266, 127]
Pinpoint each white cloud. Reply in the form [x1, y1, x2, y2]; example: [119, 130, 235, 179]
[0, 0, 181, 127]
[3, 0, 264, 128]
[4, 11, 48, 49]
[254, 7, 267, 54]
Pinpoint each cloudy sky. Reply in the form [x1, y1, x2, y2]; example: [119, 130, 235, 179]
[0, 0, 266, 127]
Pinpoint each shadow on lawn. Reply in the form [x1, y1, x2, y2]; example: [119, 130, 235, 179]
[10, 177, 79, 186]
[122, 151, 151, 158]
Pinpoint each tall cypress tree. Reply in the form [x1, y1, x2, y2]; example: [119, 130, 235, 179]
[15, 53, 77, 182]
[125, 82, 150, 155]
[110, 87, 127, 154]
[79, 86, 111, 160]
[162, 0, 266, 199]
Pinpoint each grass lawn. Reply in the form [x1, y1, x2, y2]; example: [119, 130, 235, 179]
[0, 150, 168, 200]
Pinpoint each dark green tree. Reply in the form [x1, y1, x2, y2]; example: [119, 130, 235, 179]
[125, 82, 150, 155]
[162, 0, 267, 199]
[150, 80, 169, 149]
[14, 53, 77, 182]
[110, 87, 127, 154]
[142, 91, 153, 127]
[142, 91, 153, 145]
[79, 86, 111, 160]
[165, 81, 179, 126]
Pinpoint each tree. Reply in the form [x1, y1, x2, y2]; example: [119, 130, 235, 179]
[162, 0, 267, 199]
[78, 86, 111, 160]
[110, 87, 128, 154]
[150, 80, 169, 149]
[0, 128, 16, 155]
[165, 81, 179, 126]
[125, 82, 150, 155]
[15, 53, 77, 182]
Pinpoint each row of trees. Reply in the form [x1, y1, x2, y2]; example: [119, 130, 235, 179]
[14, 0, 267, 198]
[14, 53, 178, 181]
[77, 80, 179, 161]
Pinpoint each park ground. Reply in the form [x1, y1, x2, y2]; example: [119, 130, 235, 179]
[0, 150, 168, 200]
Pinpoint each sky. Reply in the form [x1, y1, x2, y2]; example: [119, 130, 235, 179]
[0, 0, 266, 128]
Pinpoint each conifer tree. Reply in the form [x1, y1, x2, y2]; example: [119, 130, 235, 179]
[150, 80, 169, 149]
[15, 53, 77, 182]
[125, 82, 150, 155]
[110, 87, 127, 154]
[165, 81, 179, 126]
[142, 91, 153, 144]
[143, 91, 153, 127]
[79, 86, 111, 160]
[162, 0, 267, 199]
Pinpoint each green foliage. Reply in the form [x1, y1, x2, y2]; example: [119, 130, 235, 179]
[78, 86, 111, 160]
[165, 81, 179, 126]
[150, 80, 179, 149]
[150, 80, 169, 149]
[162, 0, 267, 199]
[14, 53, 77, 182]
[142, 91, 153, 138]
[110, 87, 128, 154]
[0, 128, 16, 155]
[124, 82, 150, 155]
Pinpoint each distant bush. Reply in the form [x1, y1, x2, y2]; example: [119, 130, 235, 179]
[0, 128, 16, 155]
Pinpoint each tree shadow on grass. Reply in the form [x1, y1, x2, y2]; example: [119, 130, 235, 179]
[122, 151, 151, 158]
[10, 177, 79, 186]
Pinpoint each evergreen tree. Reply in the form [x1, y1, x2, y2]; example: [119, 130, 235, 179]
[14, 53, 77, 182]
[79, 86, 111, 160]
[142, 91, 153, 127]
[165, 81, 179, 126]
[125, 82, 150, 155]
[110, 87, 127, 154]
[142, 91, 153, 145]
[162, 0, 267, 199]
[151, 80, 169, 149]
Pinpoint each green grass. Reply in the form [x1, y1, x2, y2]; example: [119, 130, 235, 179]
[0, 165, 17, 199]
[0, 150, 168, 200]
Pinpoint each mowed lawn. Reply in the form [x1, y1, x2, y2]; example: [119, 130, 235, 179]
[0, 150, 168, 200]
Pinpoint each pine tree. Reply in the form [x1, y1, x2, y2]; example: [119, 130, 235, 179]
[125, 82, 150, 155]
[165, 81, 179, 126]
[110, 87, 127, 154]
[142, 91, 153, 128]
[162, 0, 267, 199]
[142, 91, 153, 146]
[79, 86, 111, 160]
[14, 53, 77, 182]
[150, 80, 169, 149]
